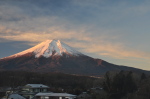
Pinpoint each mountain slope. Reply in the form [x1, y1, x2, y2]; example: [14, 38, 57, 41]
[0, 39, 149, 76]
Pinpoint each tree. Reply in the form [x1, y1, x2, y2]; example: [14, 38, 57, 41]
[103, 71, 137, 99]
[103, 71, 112, 93]
[140, 73, 147, 81]
[124, 71, 137, 93]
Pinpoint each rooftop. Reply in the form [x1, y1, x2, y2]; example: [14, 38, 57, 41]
[36, 92, 76, 97]
[25, 84, 49, 88]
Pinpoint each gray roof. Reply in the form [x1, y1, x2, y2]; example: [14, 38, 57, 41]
[9, 94, 26, 99]
[25, 84, 49, 88]
[36, 92, 76, 97]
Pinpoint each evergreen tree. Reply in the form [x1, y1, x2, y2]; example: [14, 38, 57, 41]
[103, 71, 111, 93]
[140, 73, 147, 81]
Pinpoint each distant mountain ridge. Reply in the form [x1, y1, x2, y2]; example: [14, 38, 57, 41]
[0, 39, 149, 76]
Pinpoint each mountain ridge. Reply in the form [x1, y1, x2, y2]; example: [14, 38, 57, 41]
[0, 39, 149, 76]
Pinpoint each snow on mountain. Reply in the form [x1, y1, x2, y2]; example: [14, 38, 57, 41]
[6, 39, 82, 58]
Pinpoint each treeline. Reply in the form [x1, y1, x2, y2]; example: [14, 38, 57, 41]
[0, 71, 98, 94]
[1, 70, 150, 99]
[102, 70, 149, 99]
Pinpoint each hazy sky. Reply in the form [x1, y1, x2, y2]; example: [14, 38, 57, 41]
[0, 0, 150, 70]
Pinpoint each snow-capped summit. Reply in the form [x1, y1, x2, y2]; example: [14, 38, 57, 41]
[8, 39, 82, 58]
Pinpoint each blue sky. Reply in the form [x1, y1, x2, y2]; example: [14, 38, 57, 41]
[0, 0, 150, 70]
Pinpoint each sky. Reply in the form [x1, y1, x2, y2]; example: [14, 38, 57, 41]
[0, 0, 150, 70]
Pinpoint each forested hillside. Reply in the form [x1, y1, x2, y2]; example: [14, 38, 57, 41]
[0, 71, 98, 94]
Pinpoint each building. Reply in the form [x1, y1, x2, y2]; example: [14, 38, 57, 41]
[18, 84, 50, 99]
[0, 87, 12, 98]
[1, 84, 77, 99]
[22, 84, 49, 93]
[2, 93, 26, 99]
[35, 92, 77, 99]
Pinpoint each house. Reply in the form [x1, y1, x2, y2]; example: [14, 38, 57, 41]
[2, 93, 26, 99]
[1, 84, 77, 99]
[0, 87, 14, 99]
[22, 84, 49, 93]
[35, 92, 77, 99]
[18, 84, 50, 99]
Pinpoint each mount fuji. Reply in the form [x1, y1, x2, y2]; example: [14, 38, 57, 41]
[0, 39, 149, 76]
